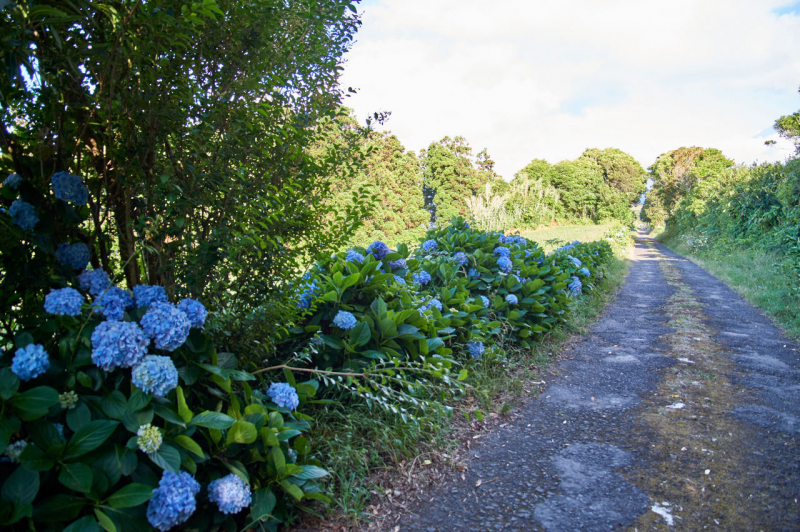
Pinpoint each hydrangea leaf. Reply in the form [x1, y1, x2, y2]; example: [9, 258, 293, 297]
[12, 386, 59, 421]
[58, 462, 93, 493]
[226, 420, 257, 445]
[189, 411, 236, 430]
[64, 421, 120, 460]
[0, 368, 20, 400]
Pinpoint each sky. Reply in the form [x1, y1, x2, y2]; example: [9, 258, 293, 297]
[339, 0, 800, 180]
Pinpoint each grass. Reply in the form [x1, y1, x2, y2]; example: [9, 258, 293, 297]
[306, 228, 633, 526]
[656, 230, 800, 339]
[519, 222, 618, 253]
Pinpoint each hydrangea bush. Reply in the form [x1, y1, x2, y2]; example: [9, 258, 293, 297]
[1, 171, 330, 531]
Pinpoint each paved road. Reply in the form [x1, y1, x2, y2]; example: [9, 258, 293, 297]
[401, 233, 800, 531]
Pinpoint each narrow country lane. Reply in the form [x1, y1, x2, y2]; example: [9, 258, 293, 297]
[397, 232, 800, 531]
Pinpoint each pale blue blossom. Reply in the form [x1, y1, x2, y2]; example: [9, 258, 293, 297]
[141, 302, 191, 351]
[413, 271, 432, 285]
[453, 252, 468, 265]
[11, 344, 49, 381]
[51, 171, 88, 205]
[132, 355, 179, 397]
[467, 341, 485, 360]
[3, 173, 21, 189]
[146, 471, 200, 531]
[208, 474, 252, 515]
[78, 269, 111, 296]
[56, 242, 90, 270]
[177, 298, 207, 328]
[44, 287, 84, 316]
[9, 199, 38, 230]
[333, 310, 357, 330]
[267, 382, 300, 410]
[422, 239, 437, 253]
[91, 321, 148, 371]
[92, 286, 134, 321]
[367, 241, 391, 260]
[497, 256, 513, 273]
[346, 250, 364, 263]
[133, 285, 168, 308]
[505, 294, 518, 305]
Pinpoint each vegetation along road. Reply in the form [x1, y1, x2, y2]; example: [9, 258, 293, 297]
[395, 232, 799, 531]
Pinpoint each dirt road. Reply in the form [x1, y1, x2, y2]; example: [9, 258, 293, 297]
[400, 233, 799, 531]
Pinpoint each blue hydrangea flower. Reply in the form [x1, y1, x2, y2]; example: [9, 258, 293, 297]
[420, 298, 443, 313]
[132, 355, 179, 397]
[568, 276, 583, 297]
[296, 278, 320, 310]
[367, 241, 391, 260]
[92, 286, 134, 321]
[346, 250, 364, 263]
[422, 239, 438, 253]
[467, 341, 485, 360]
[11, 344, 50, 381]
[578, 267, 590, 277]
[208, 474, 252, 515]
[453, 252, 468, 265]
[480, 295, 490, 308]
[141, 302, 191, 351]
[393, 275, 406, 285]
[569, 255, 582, 268]
[44, 287, 84, 316]
[494, 246, 511, 257]
[78, 269, 111, 296]
[505, 294, 519, 305]
[267, 382, 300, 410]
[56, 242, 90, 270]
[177, 298, 207, 328]
[146, 471, 200, 531]
[133, 285, 168, 308]
[51, 171, 88, 205]
[54, 423, 65, 440]
[413, 271, 432, 285]
[9, 199, 38, 230]
[4, 173, 22, 189]
[91, 321, 148, 371]
[497, 256, 513, 273]
[389, 258, 407, 270]
[468, 268, 479, 279]
[333, 310, 357, 330]
[4, 441, 27, 462]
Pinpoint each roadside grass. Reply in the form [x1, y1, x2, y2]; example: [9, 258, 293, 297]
[519, 223, 618, 253]
[306, 239, 633, 526]
[657, 232, 800, 339]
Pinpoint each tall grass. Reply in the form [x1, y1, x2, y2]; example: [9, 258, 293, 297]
[520, 223, 619, 253]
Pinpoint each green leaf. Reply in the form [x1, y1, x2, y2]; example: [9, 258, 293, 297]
[426, 337, 444, 352]
[58, 462, 93, 493]
[94, 509, 116, 532]
[64, 420, 120, 460]
[226, 420, 257, 445]
[106, 483, 154, 509]
[280, 480, 303, 501]
[458, 369, 469, 381]
[349, 321, 372, 347]
[189, 411, 236, 429]
[66, 403, 91, 432]
[153, 403, 186, 427]
[101, 391, 127, 420]
[12, 386, 59, 420]
[341, 272, 360, 290]
[32, 494, 85, 523]
[292, 465, 330, 480]
[250, 487, 276, 520]
[19, 443, 55, 471]
[271, 445, 285, 475]
[175, 387, 193, 423]
[0, 416, 21, 455]
[1, 466, 39, 504]
[127, 388, 152, 412]
[173, 435, 204, 458]
[0, 368, 20, 400]
[148, 444, 181, 473]
[63, 515, 102, 532]
[318, 334, 344, 350]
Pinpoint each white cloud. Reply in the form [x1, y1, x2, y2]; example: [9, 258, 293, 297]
[340, 0, 800, 178]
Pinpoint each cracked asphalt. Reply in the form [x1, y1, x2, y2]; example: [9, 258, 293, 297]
[401, 233, 800, 531]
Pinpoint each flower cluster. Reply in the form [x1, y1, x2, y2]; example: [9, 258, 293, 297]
[413, 270, 432, 285]
[137, 423, 163, 453]
[556, 240, 580, 253]
[5, 441, 27, 462]
[141, 302, 191, 351]
[132, 355, 179, 397]
[578, 267, 590, 277]
[497, 256, 513, 273]
[419, 298, 443, 313]
[367, 240, 391, 260]
[91, 321, 149, 371]
[78, 269, 111, 295]
[59, 391, 79, 409]
[9, 199, 38, 230]
[493, 246, 511, 257]
[499, 235, 527, 246]
[146, 471, 201, 531]
[51, 171, 88, 205]
[267, 382, 300, 410]
[297, 276, 320, 310]
[208, 474, 252, 515]
[568, 276, 583, 297]
[333, 310, 357, 330]
[422, 239, 438, 253]
[505, 294, 518, 305]
[56, 242, 91, 270]
[133, 285, 168, 308]
[92, 286, 133, 321]
[3, 173, 21, 189]
[44, 287, 84, 316]
[568, 255, 582, 268]
[453, 252, 468, 265]
[346, 250, 364, 263]
[389, 257, 407, 270]
[480, 295, 490, 308]
[466, 341, 485, 360]
[177, 298, 207, 328]
[11, 344, 50, 381]
[468, 267, 479, 279]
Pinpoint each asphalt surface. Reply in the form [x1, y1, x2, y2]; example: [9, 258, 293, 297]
[402, 233, 800, 531]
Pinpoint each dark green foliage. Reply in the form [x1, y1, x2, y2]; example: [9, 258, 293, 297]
[0, 0, 369, 355]
[774, 86, 800, 155]
[422, 137, 495, 225]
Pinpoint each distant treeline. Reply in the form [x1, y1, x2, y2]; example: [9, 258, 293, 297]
[318, 110, 647, 246]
